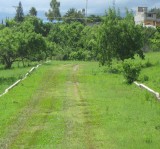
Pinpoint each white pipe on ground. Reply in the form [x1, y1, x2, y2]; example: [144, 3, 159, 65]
[0, 63, 45, 97]
[134, 81, 160, 100]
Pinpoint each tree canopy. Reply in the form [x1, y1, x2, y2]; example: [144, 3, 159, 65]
[29, 7, 37, 16]
[0, 27, 19, 68]
[1, 4, 157, 69]
[63, 8, 85, 23]
[45, 0, 61, 21]
[150, 27, 160, 51]
[98, 8, 145, 66]
[14, 1, 24, 22]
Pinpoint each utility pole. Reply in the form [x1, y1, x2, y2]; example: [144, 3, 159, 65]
[85, 0, 88, 24]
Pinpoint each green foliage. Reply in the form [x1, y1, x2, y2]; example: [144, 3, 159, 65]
[47, 22, 85, 60]
[22, 16, 45, 34]
[0, 27, 19, 69]
[104, 62, 123, 74]
[98, 8, 144, 66]
[87, 15, 103, 23]
[25, 32, 46, 61]
[139, 52, 160, 91]
[0, 17, 49, 68]
[45, 40, 56, 59]
[29, 7, 37, 16]
[122, 59, 141, 84]
[80, 25, 99, 60]
[150, 27, 160, 51]
[1, 4, 159, 69]
[69, 49, 91, 61]
[0, 23, 5, 30]
[16, 18, 47, 62]
[141, 27, 156, 52]
[45, 0, 61, 21]
[5, 19, 18, 27]
[63, 8, 85, 23]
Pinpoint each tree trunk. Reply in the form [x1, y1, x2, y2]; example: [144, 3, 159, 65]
[3, 56, 13, 69]
[22, 58, 25, 67]
[5, 62, 12, 69]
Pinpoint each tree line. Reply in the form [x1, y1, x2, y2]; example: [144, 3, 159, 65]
[0, 0, 159, 69]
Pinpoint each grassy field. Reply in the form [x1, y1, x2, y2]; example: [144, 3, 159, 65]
[139, 52, 160, 91]
[0, 52, 160, 148]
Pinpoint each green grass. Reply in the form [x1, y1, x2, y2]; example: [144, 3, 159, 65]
[78, 61, 160, 149]
[0, 62, 40, 94]
[0, 52, 160, 148]
[139, 52, 160, 92]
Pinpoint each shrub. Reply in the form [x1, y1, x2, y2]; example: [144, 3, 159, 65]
[106, 63, 123, 74]
[122, 59, 141, 84]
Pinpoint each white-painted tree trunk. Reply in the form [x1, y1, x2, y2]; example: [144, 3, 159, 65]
[0, 62, 48, 97]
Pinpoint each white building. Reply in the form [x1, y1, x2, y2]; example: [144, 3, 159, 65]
[134, 7, 160, 28]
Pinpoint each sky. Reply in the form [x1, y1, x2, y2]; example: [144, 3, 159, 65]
[0, 0, 160, 21]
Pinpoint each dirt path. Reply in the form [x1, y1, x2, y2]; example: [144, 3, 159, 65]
[62, 64, 95, 149]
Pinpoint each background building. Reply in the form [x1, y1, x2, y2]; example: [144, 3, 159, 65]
[134, 7, 160, 28]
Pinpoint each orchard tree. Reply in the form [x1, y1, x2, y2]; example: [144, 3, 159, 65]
[64, 22, 84, 48]
[98, 8, 144, 66]
[48, 22, 84, 48]
[45, 0, 61, 21]
[27, 32, 46, 61]
[16, 19, 47, 62]
[22, 16, 45, 34]
[14, 1, 24, 22]
[47, 24, 66, 45]
[45, 40, 57, 60]
[80, 25, 99, 60]
[16, 32, 46, 63]
[47, 22, 85, 60]
[0, 28, 19, 68]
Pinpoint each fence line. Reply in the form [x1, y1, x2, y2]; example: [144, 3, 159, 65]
[134, 81, 160, 100]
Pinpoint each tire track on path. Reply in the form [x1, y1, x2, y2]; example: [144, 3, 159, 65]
[0, 65, 63, 149]
[62, 64, 95, 149]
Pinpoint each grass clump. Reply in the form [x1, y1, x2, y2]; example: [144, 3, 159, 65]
[122, 59, 141, 84]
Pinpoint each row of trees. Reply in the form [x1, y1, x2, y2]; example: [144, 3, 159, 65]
[14, 2, 37, 22]
[10, 0, 102, 24]
[0, 17, 49, 68]
[0, 0, 160, 69]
